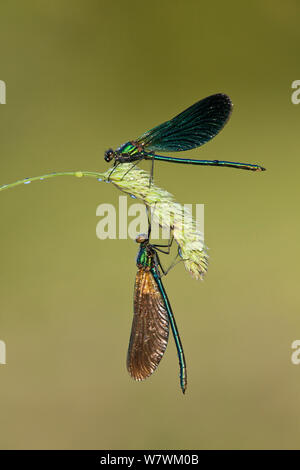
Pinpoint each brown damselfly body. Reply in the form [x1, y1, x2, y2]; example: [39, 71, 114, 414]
[127, 219, 187, 394]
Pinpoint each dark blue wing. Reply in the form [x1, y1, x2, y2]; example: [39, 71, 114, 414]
[136, 94, 232, 152]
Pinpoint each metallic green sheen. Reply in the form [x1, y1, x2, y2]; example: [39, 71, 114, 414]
[136, 245, 152, 269]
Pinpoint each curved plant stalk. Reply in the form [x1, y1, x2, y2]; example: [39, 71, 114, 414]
[0, 164, 208, 280]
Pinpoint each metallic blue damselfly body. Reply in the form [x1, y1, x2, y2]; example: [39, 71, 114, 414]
[105, 94, 266, 175]
[127, 234, 187, 394]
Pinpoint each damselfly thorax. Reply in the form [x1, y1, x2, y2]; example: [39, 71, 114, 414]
[104, 141, 147, 164]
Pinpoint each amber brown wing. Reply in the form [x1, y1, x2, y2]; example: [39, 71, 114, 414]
[127, 268, 169, 381]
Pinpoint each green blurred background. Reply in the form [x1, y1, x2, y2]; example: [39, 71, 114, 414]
[0, 0, 299, 450]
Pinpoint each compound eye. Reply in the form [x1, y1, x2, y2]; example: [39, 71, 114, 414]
[104, 149, 114, 162]
[136, 233, 148, 244]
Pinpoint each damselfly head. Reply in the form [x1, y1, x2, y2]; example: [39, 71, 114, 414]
[136, 234, 149, 244]
[104, 148, 115, 162]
